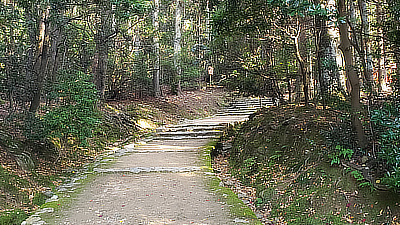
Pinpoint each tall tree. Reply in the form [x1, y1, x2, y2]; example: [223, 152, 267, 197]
[338, 0, 368, 148]
[173, 0, 182, 94]
[152, 0, 161, 97]
[93, 0, 112, 100]
[358, 0, 373, 88]
[27, 4, 51, 113]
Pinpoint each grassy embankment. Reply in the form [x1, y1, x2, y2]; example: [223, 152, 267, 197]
[223, 105, 400, 225]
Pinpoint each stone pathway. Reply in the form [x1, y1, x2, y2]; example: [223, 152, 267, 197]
[25, 97, 273, 225]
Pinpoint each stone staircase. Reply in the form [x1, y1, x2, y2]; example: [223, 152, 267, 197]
[154, 97, 274, 140]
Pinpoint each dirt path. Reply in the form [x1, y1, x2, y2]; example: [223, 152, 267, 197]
[59, 139, 231, 225]
[26, 97, 273, 225]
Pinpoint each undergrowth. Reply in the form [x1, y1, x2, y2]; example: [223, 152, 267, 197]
[224, 105, 400, 224]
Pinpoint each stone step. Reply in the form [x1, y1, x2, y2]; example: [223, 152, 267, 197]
[155, 130, 223, 137]
[223, 107, 258, 112]
[156, 125, 225, 133]
[229, 104, 272, 109]
[153, 135, 219, 140]
[94, 166, 202, 173]
[232, 99, 273, 104]
[214, 112, 254, 117]
[165, 122, 228, 129]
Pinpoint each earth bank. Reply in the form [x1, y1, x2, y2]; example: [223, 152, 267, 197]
[215, 105, 400, 225]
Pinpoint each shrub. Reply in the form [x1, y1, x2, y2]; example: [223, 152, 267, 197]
[371, 102, 400, 190]
[26, 70, 99, 148]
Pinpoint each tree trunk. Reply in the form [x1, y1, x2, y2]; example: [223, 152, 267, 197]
[93, 3, 110, 100]
[358, 0, 374, 91]
[338, 0, 368, 148]
[173, 0, 183, 95]
[316, 0, 342, 106]
[29, 6, 51, 113]
[152, 0, 161, 97]
[294, 33, 309, 105]
[376, 2, 386, 93]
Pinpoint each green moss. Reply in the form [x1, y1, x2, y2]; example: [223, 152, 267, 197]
[38, 171, 97, 223]
[32, 192, 47, 206]
[202, 141, 262, 225]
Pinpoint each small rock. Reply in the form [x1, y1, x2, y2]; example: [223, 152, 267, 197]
[45, 195, 58, 203]
[42, 191, 54, 198]
[361, 156, 369, 164]
[23, 216, 43, 225]
[256, 213, 263, 219]
[234, 218, 249, 223]
[35, 208, 54, 214]
[56, 187, 67, 192]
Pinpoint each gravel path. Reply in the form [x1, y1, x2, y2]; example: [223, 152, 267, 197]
[58, 116, 250, 224]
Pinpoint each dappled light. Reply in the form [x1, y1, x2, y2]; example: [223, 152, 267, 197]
[1, 0, 400, 224]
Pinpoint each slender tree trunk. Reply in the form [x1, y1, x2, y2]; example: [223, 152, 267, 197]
[315, 12, 325, 108]
[152, 0, 161, 97]
[93, 3, 110, 100]
[376, 2, 386, 92]
[47, 17, 64, 87]
[358, 0, 374, 91]
[174, 0, 182, 95]
[29, 6, 51, 113]
[338, 0, 368, 148]
[294, 32, 309, 105]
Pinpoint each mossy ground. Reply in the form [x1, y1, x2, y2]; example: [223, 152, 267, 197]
[202, 141, 262, 225]
[225, 105, 400, 225]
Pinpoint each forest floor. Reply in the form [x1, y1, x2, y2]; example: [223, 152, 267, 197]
[215, 105, 400, 225]
[0, 87, 230, 224]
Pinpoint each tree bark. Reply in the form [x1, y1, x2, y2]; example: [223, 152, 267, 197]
[376, 1, 386, 93]
[152, 0, 161, 97]
[29, 6, 51, 113]
[315, 0, 342, 106]
[174, 0, 183, 95]
[358, 0, 374, 91]
[294, 32, 309, 105]
[338, 0, 368, 148]
[93, 3, 111, 100]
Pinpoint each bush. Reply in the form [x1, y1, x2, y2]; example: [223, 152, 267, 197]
[44, 70, 100, 145]
[26, 70, 99, 147]
[371, 102, 400, 190]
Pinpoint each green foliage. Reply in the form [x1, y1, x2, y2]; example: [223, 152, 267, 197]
[351, 170, 364, 181]
[371, 101, 400, 190]
[386, 0, 400, 47]
[26, 70, 99, 146]
[329, 145, 354, 165]
[234, 157, 258, 185]
[111, 0, 150, 20]
[0, 209, 28, 225]
[31, 192, 47, 206]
